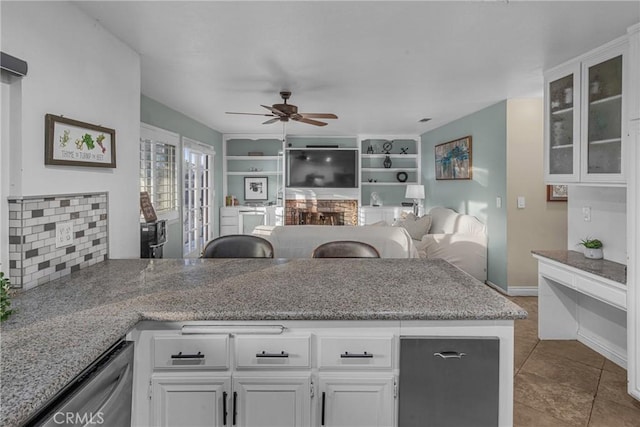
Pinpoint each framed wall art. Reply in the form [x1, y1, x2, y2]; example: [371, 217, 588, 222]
[45, 114, 116, 168]
[434, 135, 472, 180]
[547, 184, 568, 201]
[244, 176, 268, 201]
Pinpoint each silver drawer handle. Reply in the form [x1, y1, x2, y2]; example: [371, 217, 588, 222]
[171, 351, 205, 359]
[340, 351, 373, 358]
[256, 351, 289, 358]
[434, 351, 467, 359]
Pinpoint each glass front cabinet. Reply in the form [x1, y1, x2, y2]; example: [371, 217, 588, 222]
[545, 37, 628, 184]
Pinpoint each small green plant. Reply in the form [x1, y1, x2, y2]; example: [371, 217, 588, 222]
[1, 272, 14, 322]
[579, 238, 603, 249]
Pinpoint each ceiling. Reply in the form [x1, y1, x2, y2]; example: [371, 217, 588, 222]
[73, 1, 639, 136]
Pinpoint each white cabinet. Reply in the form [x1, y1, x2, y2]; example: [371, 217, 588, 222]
[359, 206, 411, 225]
[233, 376, 312, 427]
[544, 36, 628, 184]
[319, 376, 395, 427]
[151, 374, 230, 427]
[219, 206, 283, 236]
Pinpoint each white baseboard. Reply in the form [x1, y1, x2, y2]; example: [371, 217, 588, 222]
[507, 286, 539, 297]
[484, 281, 539, 297]
[578, 330, 627, 369]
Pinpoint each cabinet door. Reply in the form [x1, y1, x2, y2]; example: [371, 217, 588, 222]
[233, 376, 311, 427]
[581, 44, 626, 183]
[319, 376, 395, 427]
[151, 375, 230, 427]
[544, 63, 581, 182]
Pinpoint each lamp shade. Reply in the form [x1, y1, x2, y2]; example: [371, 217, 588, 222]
[405, 184, 425, 199]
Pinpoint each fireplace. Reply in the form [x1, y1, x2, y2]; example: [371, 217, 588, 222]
[285, 199, 358, 226]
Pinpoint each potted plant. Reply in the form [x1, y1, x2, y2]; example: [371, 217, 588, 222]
[578, 237, 603, 260]
[1, 272, 14, 322]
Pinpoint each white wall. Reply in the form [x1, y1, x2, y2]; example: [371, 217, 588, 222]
[1, 1, 141, 258]
[567, 186, 626, 263]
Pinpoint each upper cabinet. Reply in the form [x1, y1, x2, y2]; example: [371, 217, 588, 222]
[545, 37, 628, 185]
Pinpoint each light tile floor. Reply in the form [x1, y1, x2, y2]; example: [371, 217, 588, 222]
[510, 296, 640, 427]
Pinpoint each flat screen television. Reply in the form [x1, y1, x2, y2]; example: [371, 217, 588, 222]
[286, 149, 358, 188]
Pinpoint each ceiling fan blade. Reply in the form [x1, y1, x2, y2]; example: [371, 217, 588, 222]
[262, 118, 281, 125]
[299, 113, 338, 119]
[293, 117, 328, 127]
[226, 112, 276, 117]
[261, 105, 286, 116]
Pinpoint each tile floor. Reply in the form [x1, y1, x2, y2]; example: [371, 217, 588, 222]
[510, 296, 640, 427]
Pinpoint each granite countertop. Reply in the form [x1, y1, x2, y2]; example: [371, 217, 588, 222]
[532, 249, 627, 284]
[0, 258, 526, 426]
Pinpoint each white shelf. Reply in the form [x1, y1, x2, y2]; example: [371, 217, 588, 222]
[362, 182, 417, 186]
[361, 154, 418, 159]
[589, 94, 622, 106]
[588, 137, 622, 145]
[227, 156, 281, 160]
[551, 106, 574, 115]
[362, 168, 418, 172]
[227, 171, 280, 176]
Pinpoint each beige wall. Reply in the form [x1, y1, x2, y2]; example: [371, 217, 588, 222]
[506, 99, 567, 288]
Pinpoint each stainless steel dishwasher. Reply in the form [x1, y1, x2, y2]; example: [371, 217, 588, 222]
[398, 337, 500, 427]
[23, 339, 134, 427]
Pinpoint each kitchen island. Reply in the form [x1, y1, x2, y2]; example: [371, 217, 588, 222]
[0, 258, 526, 426]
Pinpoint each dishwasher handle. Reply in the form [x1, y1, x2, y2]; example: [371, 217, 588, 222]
[434, 351, 467, 359]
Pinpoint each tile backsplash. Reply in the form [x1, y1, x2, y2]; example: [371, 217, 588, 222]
[8, 193, 109, 289]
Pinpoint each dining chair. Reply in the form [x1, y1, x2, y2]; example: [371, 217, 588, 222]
[201, 235, 274, 258]
[311, 240, 381, 258]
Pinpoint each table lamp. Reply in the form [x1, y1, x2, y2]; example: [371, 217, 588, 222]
[405, 184, 425, 215]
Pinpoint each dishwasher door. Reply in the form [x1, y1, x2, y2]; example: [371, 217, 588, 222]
[398, 337, 500, 427]
[25, 340, 134, 427]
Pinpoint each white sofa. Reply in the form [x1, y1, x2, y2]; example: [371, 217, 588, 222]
[252, 225, 419, 258]
[413, 207, 488, 282]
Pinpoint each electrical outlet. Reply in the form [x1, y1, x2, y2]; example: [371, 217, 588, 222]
[583, 206, 591, 222]
[517, 196, 526, 209]
[55, 221, 74, 248]
[496, 197, 502, 208]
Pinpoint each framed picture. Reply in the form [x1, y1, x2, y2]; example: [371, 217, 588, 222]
[547, 184, 568, 201]
[140, 191, 157, 222]
[244, 176, 268, 201]
[45, 114, 116, 168]
[435, 136, 472, 180]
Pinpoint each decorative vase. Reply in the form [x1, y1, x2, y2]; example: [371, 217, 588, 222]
[383, 155, 392, 169]
[583, 247, 603, 260]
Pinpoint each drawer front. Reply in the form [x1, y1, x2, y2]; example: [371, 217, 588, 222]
[220, 216, 239, 226]
[575, 276, 626, 310]
[318, 335, 394, 369]
[235, 335, 311, 369]
[153, 335, 229, 369]
[539, 262, 575, 288]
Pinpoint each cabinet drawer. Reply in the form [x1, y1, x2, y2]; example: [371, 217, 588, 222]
[220, 216, 239, 226]
[318, 335, 394, 369]
[575, 275, 626, 310]
[539, 262, 575, 288]
[153, 335, 229, 369]
[235, 335, 311, 369]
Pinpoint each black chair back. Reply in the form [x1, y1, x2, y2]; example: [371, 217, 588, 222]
[312, 240, 380, 258]
[201, 235, 274, 258]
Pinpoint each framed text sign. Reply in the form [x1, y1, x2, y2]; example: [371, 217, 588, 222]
[45, 114, 116, 168]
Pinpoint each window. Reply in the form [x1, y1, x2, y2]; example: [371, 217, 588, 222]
[140, 124, 180, 220]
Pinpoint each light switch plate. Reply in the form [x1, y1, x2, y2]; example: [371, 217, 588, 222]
[517, 196, 526, 209]
[583, 206, 592, 222]
[55, 221, 74, 248]
[496, 197, 502, 208]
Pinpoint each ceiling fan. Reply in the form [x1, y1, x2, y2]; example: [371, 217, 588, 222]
[226, 91, 338, 127]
